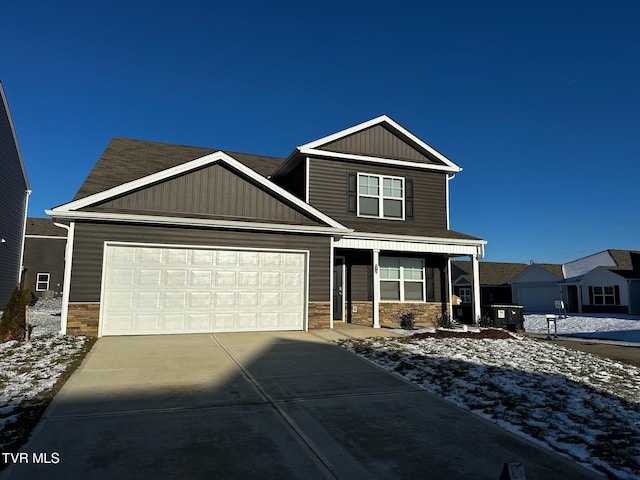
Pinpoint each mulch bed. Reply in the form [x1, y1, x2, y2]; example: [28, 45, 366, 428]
[410, 328, 515, 340]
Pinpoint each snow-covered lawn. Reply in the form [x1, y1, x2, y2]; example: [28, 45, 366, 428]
[526, 313, 640, 344]
[0, 298, 91, 457]
[337, 316, 640, 480]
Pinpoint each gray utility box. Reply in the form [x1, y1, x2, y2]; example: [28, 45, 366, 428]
[482, 304, 525, 332]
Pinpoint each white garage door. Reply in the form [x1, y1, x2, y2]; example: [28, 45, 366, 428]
[101, 244, 306, 336]
[515, 286, 559, 313]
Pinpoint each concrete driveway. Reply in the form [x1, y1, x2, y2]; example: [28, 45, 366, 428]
[1, 330, 603, 479]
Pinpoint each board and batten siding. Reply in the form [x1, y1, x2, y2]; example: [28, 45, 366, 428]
[319, 124, 445, 165]
[69, 222, 331, 303]
[308, 157, 447, 233]
[0, 85, 29, 305]
[88, 163, 319, 226]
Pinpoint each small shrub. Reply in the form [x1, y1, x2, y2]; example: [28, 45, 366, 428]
[398, 310, 416, 330]
[0, 283, 32, 342]
[479, 314, 493, 328]
[435, 313, 454, 329]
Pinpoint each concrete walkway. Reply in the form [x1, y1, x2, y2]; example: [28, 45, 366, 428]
[1, 329, 604, 479]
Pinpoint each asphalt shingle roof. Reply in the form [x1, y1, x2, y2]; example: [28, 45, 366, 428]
[72, 137, 284, 201]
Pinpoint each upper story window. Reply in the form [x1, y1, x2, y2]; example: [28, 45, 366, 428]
[458, 287, 471, 303]
[357, 173, 404, 220]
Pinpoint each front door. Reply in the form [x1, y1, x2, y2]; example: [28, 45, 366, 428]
[333, 257, 345, 321]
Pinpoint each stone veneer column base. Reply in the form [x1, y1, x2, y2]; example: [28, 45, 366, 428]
[349, 302, 374, 325]
[67, 303, 100, 336]
[307, 302, 331, 329]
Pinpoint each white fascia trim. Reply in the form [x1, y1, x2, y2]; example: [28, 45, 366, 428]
[51, 151, 347, 231]
[299, 148, 461, 173]
[297, 115, 462, 172]
[344, 231, 487, 246]
[45, 210, 353, 236]
[25, 235, 67, 239]
[305, 156, 310, 203]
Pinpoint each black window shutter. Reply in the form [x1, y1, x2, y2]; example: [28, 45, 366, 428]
[347, 172, 357, 213]
[426, 267, 435, 302]
[614, 285, 620, 305]
[588, 286, 594, 304]
[405, 178, 414, 218]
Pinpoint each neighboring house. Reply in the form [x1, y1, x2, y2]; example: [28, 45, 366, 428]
[452, 261, 527, 305]
[559, 250, 640, 315]
[510, 263, 564, 313]
[46, 115, 486, 336]
[451, 261, 528, 321]
[0, 81, 30, 306]
[23, 218, 67, 298]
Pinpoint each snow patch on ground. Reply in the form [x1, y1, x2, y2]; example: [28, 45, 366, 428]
[525, 313, 640, 343]
[337, 316, 640, 479]
[0, 298, 89, 449]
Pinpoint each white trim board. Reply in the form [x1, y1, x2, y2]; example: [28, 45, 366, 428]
[298, 115, 461, 172]
[45, 210, 353, 236]
[49, 151, 347, 231]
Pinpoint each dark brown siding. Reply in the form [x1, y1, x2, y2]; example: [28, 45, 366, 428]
[0, 85, 29, 304]
[23, 237, 66, 296]
[309, 157, 448, 234]
[319, 125, 447, 166]
[69, 222, 330, 302]
[87, 164, 320, 226]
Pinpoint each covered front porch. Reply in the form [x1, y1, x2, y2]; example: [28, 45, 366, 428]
[330, 234, 486, 329]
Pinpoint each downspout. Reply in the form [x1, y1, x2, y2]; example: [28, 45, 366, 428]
[54, 221, 74, 335]
[18, 190, 31, 283]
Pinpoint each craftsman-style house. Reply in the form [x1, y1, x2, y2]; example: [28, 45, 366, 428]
[47, 116, 486, 336]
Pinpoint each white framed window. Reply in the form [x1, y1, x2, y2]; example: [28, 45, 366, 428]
[459, 287, 471, 303]
[357, 173, 404, 220]
[591, 286, 618, 305]
[380, 257, 425, 301]
[36, 273, 50, 292]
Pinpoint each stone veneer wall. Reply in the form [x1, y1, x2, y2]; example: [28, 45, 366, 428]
[379, 302, 446, 328]
[308, 302, 331, 329]
[349, 302, 374, 325]
[67, 303, 100, 336]
[66, 302, 332, 335]
[348, 302, 449, 328]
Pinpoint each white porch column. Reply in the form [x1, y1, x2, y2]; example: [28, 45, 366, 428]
[372, 249, 380, 328]
[471, 253, 481, 324]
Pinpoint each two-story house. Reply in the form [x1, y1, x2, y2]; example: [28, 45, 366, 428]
[47, 116, 486, 336]
[0, 81, 30, 306]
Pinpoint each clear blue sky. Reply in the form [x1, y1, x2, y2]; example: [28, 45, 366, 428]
[2, 1, 638, 264]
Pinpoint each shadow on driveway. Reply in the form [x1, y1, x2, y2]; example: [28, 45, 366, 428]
[0, 332, 604, 479]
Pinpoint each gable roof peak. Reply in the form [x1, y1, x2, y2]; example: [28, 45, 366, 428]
[289, 115, 462, 173]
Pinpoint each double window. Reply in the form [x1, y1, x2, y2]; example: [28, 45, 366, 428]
[380, 257, 425, 301]
[358, 173, 404, 219]
[590, 286, 619, 305]
[36, 273, 50, 292]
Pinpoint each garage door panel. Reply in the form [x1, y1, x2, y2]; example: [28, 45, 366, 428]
[162, 314, 186, 330]
[102, 245, 306, 335]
